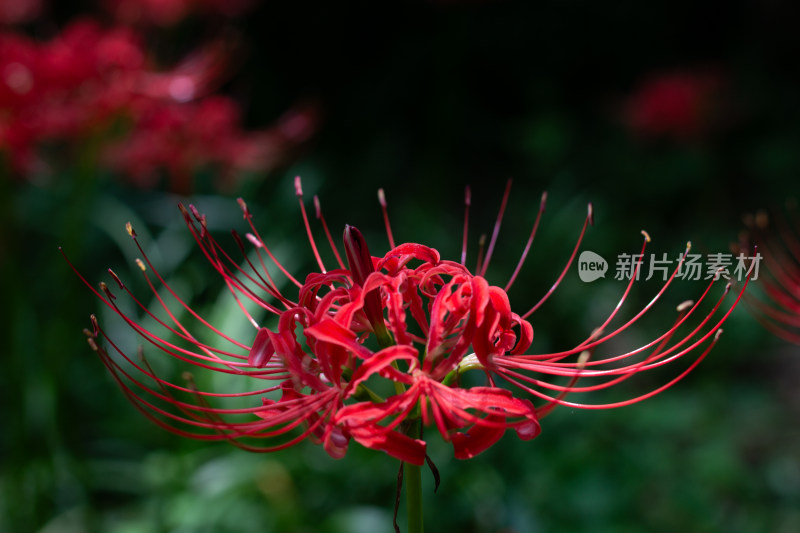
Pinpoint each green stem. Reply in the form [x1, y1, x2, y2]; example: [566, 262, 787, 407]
[405, 421, 423, 533]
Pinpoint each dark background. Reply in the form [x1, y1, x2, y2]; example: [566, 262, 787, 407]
[3, 1, 800, 531]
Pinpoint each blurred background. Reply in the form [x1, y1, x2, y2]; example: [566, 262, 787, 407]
[2, 0, 800, 531]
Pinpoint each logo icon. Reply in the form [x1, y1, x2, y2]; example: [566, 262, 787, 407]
[578, 250, 608, 282]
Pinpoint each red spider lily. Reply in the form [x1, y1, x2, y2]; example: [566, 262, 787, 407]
[0, 18, 317, 189]
[739, 207, 800, 343]
[66, 177, 751, 466]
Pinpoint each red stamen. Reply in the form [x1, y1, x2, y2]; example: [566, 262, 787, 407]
[378, 188, 396, 249]
[505, 191, 547, 292]
[480, 179, 512, 277]
[295, 176, 327, 273]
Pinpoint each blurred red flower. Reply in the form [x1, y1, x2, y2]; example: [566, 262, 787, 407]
[625, 69, 724, 141]
[0, 16, 317, 190]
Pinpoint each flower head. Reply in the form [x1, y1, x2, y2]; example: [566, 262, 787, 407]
[68, 177, 751, 465]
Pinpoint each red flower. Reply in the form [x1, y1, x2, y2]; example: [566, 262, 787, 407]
[67, 177, 751, 465]
[625, 69, 724, 141]
[1, 18, 317, 188]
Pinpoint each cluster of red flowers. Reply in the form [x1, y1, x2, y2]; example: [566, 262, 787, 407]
[68, 178, 752, 465]
[0, 6, 316, 190]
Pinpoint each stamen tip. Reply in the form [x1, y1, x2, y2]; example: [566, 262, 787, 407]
[540, 191, 547, 212]
[237, 197, 250, 218]
[108, 269, 124, 289]
[676, 300, 694, 312]
[714, 329, 724, 341]
[641, 230, 651, 243]
[125, 222, 136, 238]
[587, 203, 594, 225]
[135, 258, 146, 272]
[313, 195, 321, 218]
[294, 176, 303, 197]
[464, 185, 472, 206]
[378, 188, 387, 207]
[245, 232, 263, 248]
[577, 350, 591, 368]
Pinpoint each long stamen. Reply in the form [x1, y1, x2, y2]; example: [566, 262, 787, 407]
[314, 195, 346, 269]
[475, 234, 487, 275]
[522, 202, 593, 319]
[505, 191, 547, 292]
[480, 178, 512, 277]
[295, 176, 327, 273]
[378, 188, 396, 249]
[237, 198, 303, 289]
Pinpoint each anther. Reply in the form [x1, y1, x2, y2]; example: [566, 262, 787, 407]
[714, 329, 724, 341]
[189, 204, 203, 222]
[108, 269, 124, 289]
[641, 230, 651, 243]
[125, 222, 136, 238]
[540, 191, 548, 212]
[676, 300, 694, 313]
[237, 197, 251, 218]
[99, 282, 116, 300]
[314, 195, 322, 219]
[378, 188, 387, 208]
[135, 259, 146, 272]
[294, 176, 303, 197]
[588, 203, 594, 226]
[246, 233, 264, 248]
